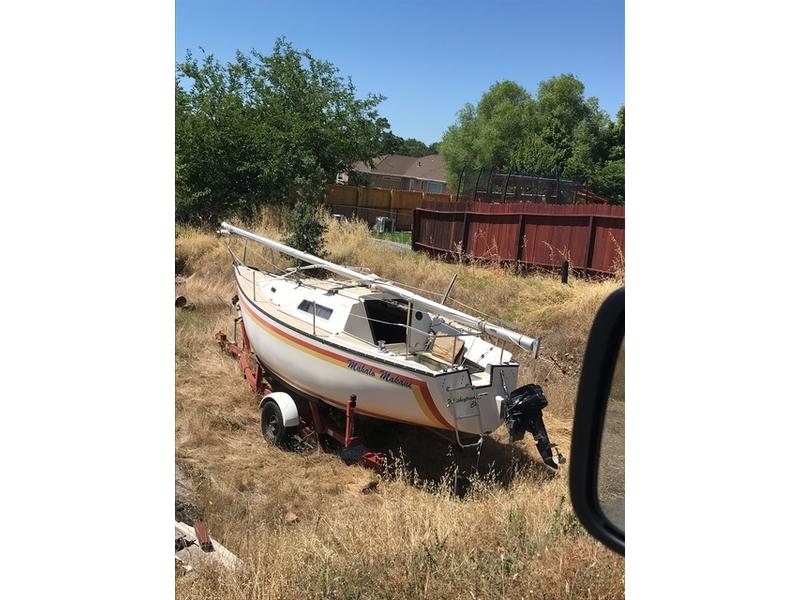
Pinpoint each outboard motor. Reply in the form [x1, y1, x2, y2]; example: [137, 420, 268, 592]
[505, 384, 565, 469]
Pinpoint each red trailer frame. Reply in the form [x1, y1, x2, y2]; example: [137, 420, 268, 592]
[216, 316, 385, 471]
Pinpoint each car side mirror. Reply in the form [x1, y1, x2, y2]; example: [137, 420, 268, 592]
[570, 287, 625, 556]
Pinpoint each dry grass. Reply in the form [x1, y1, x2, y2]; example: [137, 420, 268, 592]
[175, 213, 624, 599]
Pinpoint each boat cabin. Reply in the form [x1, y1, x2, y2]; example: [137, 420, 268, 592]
[256, 274, 515, 376]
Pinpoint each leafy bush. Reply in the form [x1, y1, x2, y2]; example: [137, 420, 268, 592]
[346, 170, 370, 187]
[286, 200, 327, 258]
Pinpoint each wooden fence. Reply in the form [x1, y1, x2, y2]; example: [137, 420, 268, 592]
[412, 201, 625, 275]
[323, 185, 455, 230]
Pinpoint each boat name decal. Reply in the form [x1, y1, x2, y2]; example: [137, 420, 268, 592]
[346, 359, 377, 377]
[378, 370, 412, 388]
[345, 359, 412, 388]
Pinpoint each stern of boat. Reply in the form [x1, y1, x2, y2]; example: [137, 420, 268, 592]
[436, 365, 515, 436]
[436, 366, 563, 469]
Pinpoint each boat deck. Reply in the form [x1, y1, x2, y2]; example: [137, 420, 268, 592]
[234, 265, 460, 375]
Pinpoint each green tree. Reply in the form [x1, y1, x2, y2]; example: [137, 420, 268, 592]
[512, 76, 607, 177]
[380, 134, 437, 156]
[586, 105, 624, 203]
[592, 159, 625, 204]
[175, 38, 392, 223]
[440, 81, 533, 186]
[530, 75, 591, 159]
[508, 137, 559, 176]
[439, 75, 624, 203]
[399, 137, 433, 156]
[346, 170, 370, 187]
[606, 105, 625, 161]
[439, 102, 480, 187]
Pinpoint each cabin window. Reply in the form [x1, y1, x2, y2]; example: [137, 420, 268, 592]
[297, 300, 333, 320]
[363, 299, 407, 344]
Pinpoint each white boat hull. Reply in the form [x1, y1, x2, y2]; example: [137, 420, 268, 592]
[236, 282, 516, 435]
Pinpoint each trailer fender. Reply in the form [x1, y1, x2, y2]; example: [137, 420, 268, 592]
[260, 392, 300, 427]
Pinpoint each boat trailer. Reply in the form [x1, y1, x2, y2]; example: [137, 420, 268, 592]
[215, 297, 563, 472]
[215, 313, 386, 472]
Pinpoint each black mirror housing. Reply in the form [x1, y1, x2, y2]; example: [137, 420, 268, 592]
[570, 287, 625, 556]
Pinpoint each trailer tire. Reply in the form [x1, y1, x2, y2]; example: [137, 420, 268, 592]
[261, 400, 290, 447]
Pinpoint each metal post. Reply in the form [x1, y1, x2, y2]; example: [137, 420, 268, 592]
[472, 167, 484, 202]
[405, 301, 412, 356]
[252, 270, 256, 301]
[561, 260, 569, 284]
[455, 165, 466, 201]
[501, 171, 511, 203]
[312, 300, 317, 335]
[243, 239, 248, 264]
[555, 169, 561, 205]
[345, 395, 357, 447]
[441, 273, 458, 304]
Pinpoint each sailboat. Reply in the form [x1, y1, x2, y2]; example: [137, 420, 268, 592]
[218, 222, 563, 468]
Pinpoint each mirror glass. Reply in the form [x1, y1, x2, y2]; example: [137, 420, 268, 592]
[598, 337, 625, 532]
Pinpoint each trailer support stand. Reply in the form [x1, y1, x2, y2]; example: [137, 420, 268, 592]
[345, 395, 358, 447]
[216, 322, 385, 473]
[215, 318, 269, 396]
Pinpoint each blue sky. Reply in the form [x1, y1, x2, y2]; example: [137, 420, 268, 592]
[176, 0, 624, 145]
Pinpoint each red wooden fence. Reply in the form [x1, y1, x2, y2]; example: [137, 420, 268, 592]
[412, 201, 625, 275]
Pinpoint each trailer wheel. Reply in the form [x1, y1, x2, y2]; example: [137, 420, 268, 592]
[261, 400, 289, 446]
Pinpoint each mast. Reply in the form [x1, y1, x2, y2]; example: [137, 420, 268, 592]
[219, 222, 540, 356]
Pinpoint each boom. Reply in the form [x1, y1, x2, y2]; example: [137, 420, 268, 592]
[219, 222, 540, 356]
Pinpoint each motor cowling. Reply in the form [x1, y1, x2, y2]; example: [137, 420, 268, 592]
[505, 384, 564, 469]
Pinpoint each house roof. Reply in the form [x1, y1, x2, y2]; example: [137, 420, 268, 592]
[351, 154, 446, 183]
